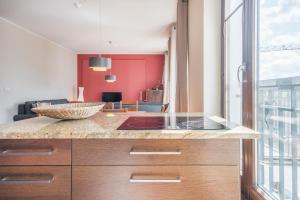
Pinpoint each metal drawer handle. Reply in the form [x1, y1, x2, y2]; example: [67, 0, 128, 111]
[0, 174, 54, 184]
[1, 147, 54, 156]
[129, 174, 181, 183]
[129, 148, 181, 155]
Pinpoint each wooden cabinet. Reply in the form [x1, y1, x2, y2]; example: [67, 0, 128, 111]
[72, 139, 241, 200]
[0, 140, 71, 200]
[0, 139, 241, 200]
[73, 166, 240, 200]
[145, 90, 163, 103]
[0, 140, 71, 166]
[72, 166, 240, 200]
[72, 139, 239, 165]
[0, 166, 71, 200]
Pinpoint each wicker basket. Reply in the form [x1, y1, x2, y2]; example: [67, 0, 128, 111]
[31, 102, 105, 120]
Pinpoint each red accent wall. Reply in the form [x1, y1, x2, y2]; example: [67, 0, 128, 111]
[77, 54, 164, 102]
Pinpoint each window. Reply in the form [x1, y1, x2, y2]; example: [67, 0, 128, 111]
[256, 0, 300, 199]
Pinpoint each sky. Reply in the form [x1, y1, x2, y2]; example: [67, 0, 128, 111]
[259, 0, 300, 80]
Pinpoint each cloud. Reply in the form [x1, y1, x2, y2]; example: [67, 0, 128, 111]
[258, 0, 300, 80]
[259, 50, 300, 80]
[259, 0, 300, 47]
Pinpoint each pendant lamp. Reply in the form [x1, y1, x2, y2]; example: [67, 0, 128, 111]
[105, 74, 117, 83]
[88, 0, 112, 72]
[89, 57, 112, 71]
[105, 68, 117, 83]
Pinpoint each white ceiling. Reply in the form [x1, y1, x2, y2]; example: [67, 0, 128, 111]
[0, 0, 177, 54]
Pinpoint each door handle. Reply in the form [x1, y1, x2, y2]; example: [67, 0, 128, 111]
[129, 174, 181, 183]
[129, 148, 181, 155]
[0, 147, 54, 156]
[237, 64, 247, 83]
[0, 174, 54, 184]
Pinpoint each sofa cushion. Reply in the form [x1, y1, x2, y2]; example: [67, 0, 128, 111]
[24, 101, 37, 115]
[17, 104, 26, 115]
[13, 114, 38, 121]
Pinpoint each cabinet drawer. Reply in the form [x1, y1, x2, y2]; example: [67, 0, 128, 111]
[0, 140, 71, 165]
[0, 166, 71, 200]
[72, 166, 240, 200]
[72, 139, 239, 165]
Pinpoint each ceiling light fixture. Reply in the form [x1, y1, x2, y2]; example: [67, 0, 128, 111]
[105, 74, 117, 83]
[89, 57, 111, 71]
[88, 0, 112, 71]
[105, 41, 116, 82]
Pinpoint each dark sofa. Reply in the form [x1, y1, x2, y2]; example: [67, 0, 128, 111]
[13, 99, 69, 121]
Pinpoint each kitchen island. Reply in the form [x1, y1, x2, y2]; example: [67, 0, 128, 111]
[0, 112, 259, 200]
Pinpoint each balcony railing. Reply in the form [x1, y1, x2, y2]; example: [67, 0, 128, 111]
[257, 76, 300, 200]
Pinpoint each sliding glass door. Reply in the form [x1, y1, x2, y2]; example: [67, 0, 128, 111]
[256, 0, 300, 199]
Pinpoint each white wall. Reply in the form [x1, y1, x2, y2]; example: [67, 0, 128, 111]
[188, 0, 221, 115]
[0, 18, 77, 124]
[203, 0, 221, 116]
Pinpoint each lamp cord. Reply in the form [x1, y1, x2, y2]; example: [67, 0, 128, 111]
[98, 0, 101, 57]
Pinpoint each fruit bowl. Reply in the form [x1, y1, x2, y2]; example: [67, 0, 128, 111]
[31, 102, 105, 120]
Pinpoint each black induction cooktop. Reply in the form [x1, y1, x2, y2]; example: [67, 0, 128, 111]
[117, 116, 229, 130]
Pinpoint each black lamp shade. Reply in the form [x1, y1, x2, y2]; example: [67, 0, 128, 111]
[89, 57, 112, 71]
[105, 74, 117, 83]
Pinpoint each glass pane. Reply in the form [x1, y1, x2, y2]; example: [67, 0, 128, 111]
[256, 0, 300, 199]
[225, 6, 243, 125]
[224, 5, 243, 175]
[225, 0, 243, 18]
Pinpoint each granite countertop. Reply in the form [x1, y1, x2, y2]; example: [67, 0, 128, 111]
[0, 112, 259, 139]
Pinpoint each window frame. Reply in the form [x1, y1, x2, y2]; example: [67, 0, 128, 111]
[221, 0, 269, 199]
[253, 0, 300, 199]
